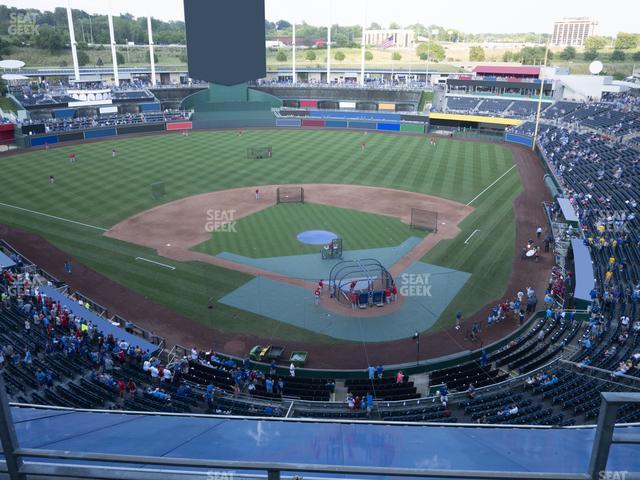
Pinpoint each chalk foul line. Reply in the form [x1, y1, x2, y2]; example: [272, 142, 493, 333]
[466, 164, 518, 207]
[464, 229, 480, 244]
[0, 202, 107, 232]
[135, 257, 176, 270]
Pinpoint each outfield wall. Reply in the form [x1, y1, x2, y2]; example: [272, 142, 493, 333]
[504, 132, 534, 148]
[276, 117, 427, 134]
[16, 121, 192, 148]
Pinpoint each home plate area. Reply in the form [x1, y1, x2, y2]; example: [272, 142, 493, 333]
[219, 260, 470, 342]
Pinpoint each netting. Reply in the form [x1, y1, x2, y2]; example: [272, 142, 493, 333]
[277, 187, 304, 204]
[247, 146, 272, 159]
[410, 208, 438, 232]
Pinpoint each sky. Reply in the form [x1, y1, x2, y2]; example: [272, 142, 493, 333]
[1, 0, 637, 37]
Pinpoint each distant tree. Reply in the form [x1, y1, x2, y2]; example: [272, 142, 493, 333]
[365, 50, 373, 61]
[391, 51, 402, 61]
[633, 51, 640, 62]
[76, 50, 90, 66]
[34, 25, 66, 52]
[610, 50, 626, 62]
[275, 50, 287, 62]
[415, 41, 445, 61]
[96, 57, 104, 66]
[583, 50, 599, 61]
[304, 49, 316, 61]
[389, 22, 401, 29]
[116, 51, 125, 64]
[519, 46, 552, 64]
[584, 36, 608, 52]
[276, 20, 291, 30]
[369, 22, 382, 30]
[559, 46, 576, 60]
[502, 51, 515, 62]
[468, 46, 485, 61]
[334, 51, 346, 61]
[615, 32, 638, 50]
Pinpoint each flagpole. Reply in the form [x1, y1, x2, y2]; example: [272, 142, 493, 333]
[327, 0, 331, 84]
[292, 21, 297, 84]
[66, 0, 80, 82]
[147, 15, 156, 86]
[107, 1, 119, 86]
[360, 0, 366, 86]
[531, 42, 550, 152]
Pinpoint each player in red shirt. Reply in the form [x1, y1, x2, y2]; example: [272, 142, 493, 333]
[314, 288, 321, 305]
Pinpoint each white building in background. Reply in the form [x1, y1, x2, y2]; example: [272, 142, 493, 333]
[551, 18, 598, 47]
[363, 29, 415, 49]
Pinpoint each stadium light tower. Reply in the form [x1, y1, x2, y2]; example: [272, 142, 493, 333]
[147, 15, 157, 86]
[65, 0, 80, 81]
[107, 11, 119, 86]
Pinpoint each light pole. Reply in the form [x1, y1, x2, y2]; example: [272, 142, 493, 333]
[425, 28, 439, 87]
[413, 330, 420, 367]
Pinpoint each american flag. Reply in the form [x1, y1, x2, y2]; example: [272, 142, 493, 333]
[382, 35, 395, 49]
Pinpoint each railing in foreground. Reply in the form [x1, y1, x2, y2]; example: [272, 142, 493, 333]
[0, 376, 637, 480]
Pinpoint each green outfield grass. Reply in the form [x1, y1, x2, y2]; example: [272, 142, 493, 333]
[193, 203, 425, 259]
[0, 129, 519, 342]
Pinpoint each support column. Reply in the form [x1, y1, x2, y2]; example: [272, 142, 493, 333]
[0, 375, 24, 480]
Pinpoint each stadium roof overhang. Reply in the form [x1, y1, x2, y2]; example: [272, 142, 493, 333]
[429, 112, 523, 126]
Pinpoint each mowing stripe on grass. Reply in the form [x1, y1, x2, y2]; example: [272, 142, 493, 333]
[0, 202, 108, 232]
[465, 164, 517, 207]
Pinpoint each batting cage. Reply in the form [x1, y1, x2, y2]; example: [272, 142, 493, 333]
[328, 258, 394, 308]
[410, 207, 438, 232]
[247, 146, 272, 159]
[277, 186, 304, 204]
[151, 182, 166, 200]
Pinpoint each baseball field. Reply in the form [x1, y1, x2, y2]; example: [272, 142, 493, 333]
[0, 129, 522, 346]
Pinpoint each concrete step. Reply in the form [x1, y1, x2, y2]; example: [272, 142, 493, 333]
[333, 380, 348, 402]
